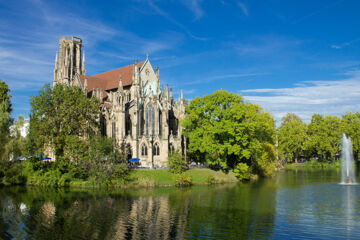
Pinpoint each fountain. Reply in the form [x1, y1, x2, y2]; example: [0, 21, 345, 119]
[340, 133, 357, 184]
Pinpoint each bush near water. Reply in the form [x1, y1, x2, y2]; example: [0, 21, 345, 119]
[1, 80, 360, 187]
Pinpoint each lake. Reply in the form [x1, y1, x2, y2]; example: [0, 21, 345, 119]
[0, 169, 359, 239]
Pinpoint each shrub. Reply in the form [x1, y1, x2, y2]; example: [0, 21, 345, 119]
[234, 163, 251, 181]
[112, 163, 130, 182]
[29, 155, 44, 171]
[70, 165, 89, 180]
[89, 164, 112, 186]
[168, 150, 187, 174]
[175, 173, 192, 186]
[2, 164, 27, 186]
[26, 169, 73, 187]
[55, 156, 75, 174]
[58, 172, 72, 187]
[253, 142, 276, 177]
[41, 169, 62, 187]
[206, 175, 216, 184]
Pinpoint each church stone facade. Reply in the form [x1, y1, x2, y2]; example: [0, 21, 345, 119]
[53, 36, 186, 168]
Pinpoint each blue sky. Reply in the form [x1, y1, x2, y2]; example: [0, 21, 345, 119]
[1, 0, 360, 123]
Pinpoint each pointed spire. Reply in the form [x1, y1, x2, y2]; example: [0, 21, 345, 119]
[55, 52, 58, 69]
[118, 74, 123, 91]
[170, 87, 173, 99]
[181, 89, 183, 100]
[146, 53, 149, 59]
[53, 51, 59, 85]
[166, 84, 169, 99]
[133, 59, 139, 84]
[162, 85, 165, 98]
[156, 66, 160, 89]
[82, 51, 86, 75]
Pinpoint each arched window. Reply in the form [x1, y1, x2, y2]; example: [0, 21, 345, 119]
[169, 143, 175, 154]
[140, 108, 145, 136]
[153, 143, 160, 156]
[141, 144, 148, 156]
[169, 110, 178, 136]
[146, 103, 155, 136]
[159, 110, 162, 137]
[126, 114, 132, 136]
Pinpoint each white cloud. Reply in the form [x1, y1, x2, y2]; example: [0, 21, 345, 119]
[331, 38, 360, 49]
[0, 0, 187, 117]
[181, 0, 204, 20]
[241, 71, 360, 123]
[0, 0, 185, 87]
[183, 89, 196, 94]
[237, 2, 248, 16]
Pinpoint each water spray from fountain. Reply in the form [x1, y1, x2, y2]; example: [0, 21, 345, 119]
[341, 133, 357, 185]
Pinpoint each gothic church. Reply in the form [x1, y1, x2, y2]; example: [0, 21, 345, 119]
[53, 36, 186, 168]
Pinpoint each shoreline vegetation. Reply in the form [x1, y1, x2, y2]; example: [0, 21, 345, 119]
[285, 160, 341, 170]
[70, 168, 238, 188]
[1, 80, 359, 189]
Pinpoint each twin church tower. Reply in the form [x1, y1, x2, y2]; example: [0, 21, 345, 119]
[53, 36, 186, 168]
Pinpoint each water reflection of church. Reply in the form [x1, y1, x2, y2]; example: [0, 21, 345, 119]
[53, 36, 186, 167]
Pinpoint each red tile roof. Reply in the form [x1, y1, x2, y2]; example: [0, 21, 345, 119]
[79, 75, 108, 100]
[92, 61, 145, 90]
[79, 61, 145, 101]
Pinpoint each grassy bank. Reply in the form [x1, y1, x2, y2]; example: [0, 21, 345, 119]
[70, 168, 238, 188]
[127, 168, 238, 187]
[285, 160, 341, 170]
[3, 159, 238, 188]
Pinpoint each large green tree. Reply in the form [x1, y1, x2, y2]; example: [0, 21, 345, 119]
[0, 80, 12, 163]
[278, 113, 306, 163]
[8, 115, 26, 161]
[341, 112, 360, 160]
[182, 90, 276, 176]
[28, 84, 100, 160]
[304, 114, 341, 161]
